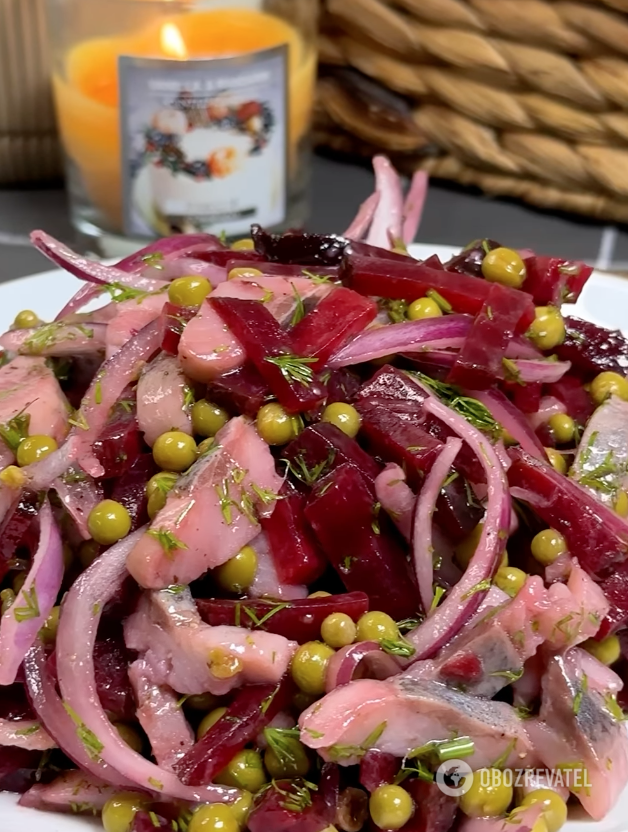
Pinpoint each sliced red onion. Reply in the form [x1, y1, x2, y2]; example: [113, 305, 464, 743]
[494, 439, 512, 471]
[407, 398, 511, 659]
[413, 438, 462, 612]
[25, 436, 80, 493]
[469, 388, 546, 461]
[528, 396, 566, 431]
[505, 337, 542, 359]
[55, 527, 239, 802]
[344, 192, 380, 241]
[402, 171, 429, 245]
[0, 717, 55, 751]
[325, 641, 398, 692]
[115, 234, 225, 275]
[150, 257, 227, 285]
[72, 320, 162, 477]
[514, 358, 571, 384]
[55, 284, 108, 322]
[19, 770, 118, 813]
[30, 232, 166, 292]
[54, 472, 104, 540]
[0, 323, 107, 357]
[0, 500, 62, 685]
[329, 315, 472, 367]
[23, 641, 135, 787]
[366, 156, 404, 249]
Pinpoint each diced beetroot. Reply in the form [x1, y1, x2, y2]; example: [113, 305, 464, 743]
[92, 389, 143, 478]
[93, 629, 136, 721]
[596, 563, 628, 637]
[433, 477, 484, 544]
[357, 365, 485, 483]
[421, 254, 445, 271]
[61, 355, 103, 409]
[110, 453, 156, 531]
[206, 363, 270, 418]
[252, 225, 348, 266]
[508, 380, 542, 414]
[360, 750, 400, 792]
[261, 493, 327, 585]
[305, 464, 419, 619]
[132, 812, 170, 830]
[159, 301, 198, 355]
[248, 779, 332, 832]
[344, 255, 535, 333]
[555, 317, 628, 377]
[507, 448, 628, 576]
[0, 747, 43, 794]
[290, 287, 377, 368]
[546, 373, 594, 427]
[401, 779, 458, 832]
[357, 399, 444, 488]
[0, 493, 39, 583]
[326, 368, 363, 405]
[447, 283, 533, 389]
[348, 240, 413, 262]
[210, 297, 326, 413]
[283, 423, 381, 489]
[400, 351, 454, 381]
[173, 680, 293, 785]
[522, 256, 592, 306]
[196, 592, 369, 643]
[445, 240, 501, 277]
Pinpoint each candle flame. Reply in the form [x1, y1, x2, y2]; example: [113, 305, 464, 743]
[160, 22, 188, 60]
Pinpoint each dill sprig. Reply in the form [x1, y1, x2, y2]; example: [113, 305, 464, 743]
[283, 451, 335, 487]
[265, 354, 317, 386]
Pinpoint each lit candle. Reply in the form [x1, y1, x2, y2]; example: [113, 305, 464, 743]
[51, 5, 317, 243]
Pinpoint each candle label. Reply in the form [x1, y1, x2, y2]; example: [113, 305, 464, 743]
[119, 46, 288, 238]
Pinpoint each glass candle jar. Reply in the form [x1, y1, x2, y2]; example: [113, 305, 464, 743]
[46, 0, 319, 255]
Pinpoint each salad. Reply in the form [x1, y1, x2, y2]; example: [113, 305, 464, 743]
[0, 156, 627, 832]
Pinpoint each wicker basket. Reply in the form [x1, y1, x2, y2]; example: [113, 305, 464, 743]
[0, 0, 62, 184]
[316, 0, 628, 223]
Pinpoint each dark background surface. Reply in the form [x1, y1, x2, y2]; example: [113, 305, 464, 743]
[0, 152, 626, 281]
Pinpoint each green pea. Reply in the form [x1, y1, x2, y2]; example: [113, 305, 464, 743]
[101, 792, 150, 832]
[13, 310, 40, 329]
[518, 788, 567, 832]
[168, 276, 212, 307]
[215, 546, 257, 593]
[184, 692, 218, 712]
[230, 238, 255, 251]
[481, 247, 526, 289]
[531, 529, 567, 566]
[264, 737, 310, 779]
[321, 403, 362, 439]
[356, 611, 398, 642]
[146, 471, 178, 500]
[583, 635, 621, 666]
[548, 414, 575, 444]
[545, 448, 567, 474]
[256, 403, 297, 446]
[407, 298, 442, 320]
[528, 307, 566, 351]
[153, 430, 197, 472]
[230, 790, 254, 828]
[197, 706, 228, 739]
[369, 784, 414, 830]
[460, 768, 513, 818]
[192, 400, 229, 437]
[291, 641, 335, 695]
[87, 499, 132, 546]
[113, 723, 144, 754]
[590, 371, 628, 406]
[188, 804, 239, 832]
[494, 566, 527, 597]
[214, 749, 267, 792]
[321, 612, 357, 649]
[16, 435, 58, 467]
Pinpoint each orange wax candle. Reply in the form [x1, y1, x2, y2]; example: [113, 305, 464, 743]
[52, 7, 316, 233]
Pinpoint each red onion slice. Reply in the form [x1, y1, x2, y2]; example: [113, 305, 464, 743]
[329, 315, 472, 367]
[366, 156, 404, 249]
[402, 171, 428, 245]
[55, 284, 107, 322]
[30, 232, 166, 292]
[0, 499, 62, 684]
[23, 641, 135, 787]
[344, 192, 380, 241]
[413, 437, 462, 612]
[528, 396, 566, 431]
[72, 320, 162, 477]
[406, 398, 511, 659]
[54, 473, 104, 540]
[0, 717, 55, 751]
[468, 388, 547, 461]
[514, 359, 571, 384]
[325, 641, 399, 691]
[115, 234, 225, 275]
[55, 527, 239, 802]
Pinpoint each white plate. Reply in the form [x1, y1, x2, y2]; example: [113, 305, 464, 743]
[1, 242, 628, 831]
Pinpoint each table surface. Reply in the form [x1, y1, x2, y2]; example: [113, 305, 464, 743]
[1, 152, 627, 282]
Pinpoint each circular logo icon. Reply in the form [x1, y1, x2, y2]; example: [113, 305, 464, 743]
[435, 759, 474, 797]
